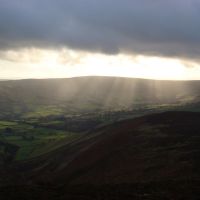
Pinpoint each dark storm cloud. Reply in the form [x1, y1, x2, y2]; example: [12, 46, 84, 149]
[0, 0, 200, 59]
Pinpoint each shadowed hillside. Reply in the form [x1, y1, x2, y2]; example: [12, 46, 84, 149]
[1, 111, 200, 199]
[0, 76, 200, 119]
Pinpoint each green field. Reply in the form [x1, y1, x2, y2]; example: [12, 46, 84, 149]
[0, 120, 80, 160]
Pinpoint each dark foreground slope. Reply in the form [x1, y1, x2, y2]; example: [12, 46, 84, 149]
[1, 111, 200, 199]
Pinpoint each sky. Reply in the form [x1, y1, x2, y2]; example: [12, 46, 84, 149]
[1, 0, 200, 80]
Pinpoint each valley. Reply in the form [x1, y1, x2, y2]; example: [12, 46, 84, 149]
[0, 77, 200, 199]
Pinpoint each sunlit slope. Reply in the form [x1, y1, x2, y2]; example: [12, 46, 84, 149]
[0, 76, 200, 118]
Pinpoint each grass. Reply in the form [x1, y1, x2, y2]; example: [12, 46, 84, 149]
[22, 106, 65, 118]
[10, 133, 75, 160]
[0, 121, 18, 127]
[0, 120, 80, 160]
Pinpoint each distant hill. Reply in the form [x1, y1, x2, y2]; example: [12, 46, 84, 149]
[2, 111, 199, 199]
[0, 76, 200, 119]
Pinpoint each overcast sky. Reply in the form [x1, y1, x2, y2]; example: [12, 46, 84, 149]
[1, 0, 200, 80]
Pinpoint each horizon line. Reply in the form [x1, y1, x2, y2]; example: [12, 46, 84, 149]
[1, 75, 200, 82]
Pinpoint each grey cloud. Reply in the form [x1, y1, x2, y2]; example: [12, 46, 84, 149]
[0, 0, 200, 59]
